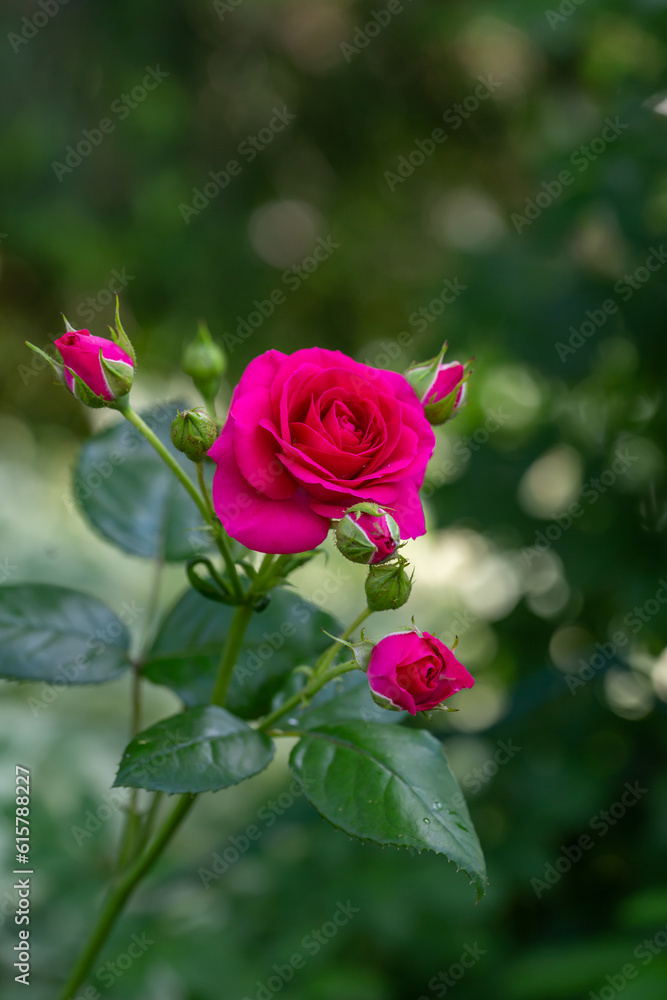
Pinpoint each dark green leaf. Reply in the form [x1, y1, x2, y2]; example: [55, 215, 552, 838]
[73, 400, 210, 561]
[289, 722, 487, 899]
[143, 587, 340, 719]
[114, 706, 274, 793]
[0, 584, 131, 684]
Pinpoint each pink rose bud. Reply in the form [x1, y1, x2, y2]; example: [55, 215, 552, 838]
[335, 505, 400, 565]
[53, 326, 134, 408]
[366, 628, 474, 715]
[405, 343, 471, 426]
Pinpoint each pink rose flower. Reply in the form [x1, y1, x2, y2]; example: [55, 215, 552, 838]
[366, 630, 474, 715]
[54, 329, 134, 402]
[208, 348, 436, 554]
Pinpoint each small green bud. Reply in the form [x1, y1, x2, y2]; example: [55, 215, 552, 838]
[170, 407, 218, 462]
[365, 557, 413, 611]
[182, 322, 226, 403]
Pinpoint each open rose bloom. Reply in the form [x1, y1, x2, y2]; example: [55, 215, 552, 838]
[366, 630, 474, 715]
[209, 348, 436, 554]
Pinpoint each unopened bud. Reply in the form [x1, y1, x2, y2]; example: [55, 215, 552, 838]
[170, 407, 218, 462]
[365, 557, 412, 611]
[335, 505, 400, 565]
[405, 343, 471, 425]
[182, 322, 226, 403]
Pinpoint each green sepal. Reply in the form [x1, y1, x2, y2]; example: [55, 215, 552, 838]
[66, 367, 108, 409]
[320, 629, 374, 671]
[100, 349, 134, 398]
[62, 314, 78, 333]
[404, 341, 448, 401]
[423, 360, 473, 425]
[25, 342, 65, 384]
[108, 296, 137, 364]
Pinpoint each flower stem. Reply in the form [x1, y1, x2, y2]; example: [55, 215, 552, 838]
[315, 605, 373, 676]
[196, 461, 215, 521]
[259, 660, 358, 732]
[115, 556, 165, 871]
[122, 404, 209, 523]
[56, 795, 195, 1000]
[196, 460, 244, 601]
[210, 601, 255, 706]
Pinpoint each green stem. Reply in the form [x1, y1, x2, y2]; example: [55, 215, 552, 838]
[122, 404, 209, 523]
[259, 660, 358, 733]
[315, 606, 373, 676]
[56, 795, 195, 1000]
[196, 460, 245, 601]
[341, 606, 373, 642]
[203, 396, 217, 423]
[115, 665, 143, 871]
[196, 461, 215, 520]
[115, 556, 164, 871]
[135, 792, 164, 856]
[210, 602, 255, 706]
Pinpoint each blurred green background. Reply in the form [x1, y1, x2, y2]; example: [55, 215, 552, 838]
[2, 0, 667, 997]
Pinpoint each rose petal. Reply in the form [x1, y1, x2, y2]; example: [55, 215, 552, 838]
[209, 422, 329, 554]
[231, 387, 296, 499]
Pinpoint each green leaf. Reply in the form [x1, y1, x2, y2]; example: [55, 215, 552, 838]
[114, 706, 274, 794]
[289, 722, 487, 899]
[143, 586, 340, 719]
[73, 400, 210, 561]
[0, 584, 131, 684]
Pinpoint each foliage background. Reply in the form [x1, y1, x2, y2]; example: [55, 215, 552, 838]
[1, 0, 667, 997]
